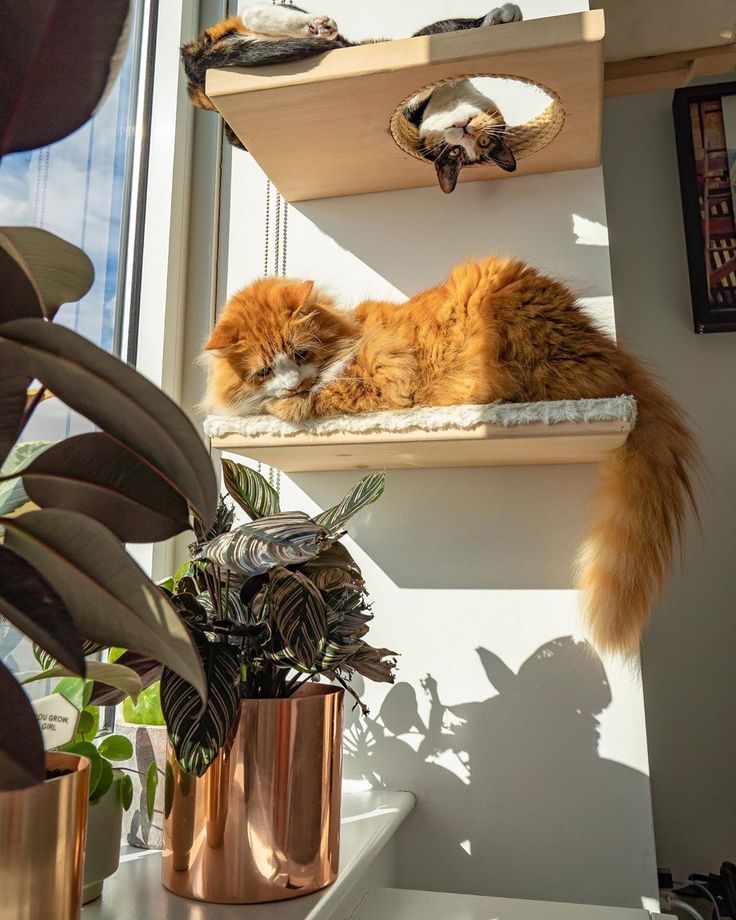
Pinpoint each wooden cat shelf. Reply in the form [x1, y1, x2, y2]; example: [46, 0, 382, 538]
[205, 398, 634, 472]
[205, 10, 605, 201]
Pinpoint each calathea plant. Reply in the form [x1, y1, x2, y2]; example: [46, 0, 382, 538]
[161, 459, 397, 777]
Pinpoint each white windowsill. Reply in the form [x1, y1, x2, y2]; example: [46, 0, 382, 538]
[81, 788, 415, 919]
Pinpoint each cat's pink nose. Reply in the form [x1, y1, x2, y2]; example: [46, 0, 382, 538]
[454, 118, 471, 129]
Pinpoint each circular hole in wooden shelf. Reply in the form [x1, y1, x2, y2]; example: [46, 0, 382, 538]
[389, 74, 564, 182]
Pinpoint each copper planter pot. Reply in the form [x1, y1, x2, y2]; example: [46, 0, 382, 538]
[0, 752, 90, 920]
[162, 684, 343, 904]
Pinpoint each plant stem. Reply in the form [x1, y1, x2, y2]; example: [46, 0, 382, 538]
[19, 386, 46, 433]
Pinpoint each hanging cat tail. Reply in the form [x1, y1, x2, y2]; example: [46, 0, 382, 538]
[577, 357, 700, 655]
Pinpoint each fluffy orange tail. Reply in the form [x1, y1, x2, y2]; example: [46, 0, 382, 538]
[577, 357, 699, 655]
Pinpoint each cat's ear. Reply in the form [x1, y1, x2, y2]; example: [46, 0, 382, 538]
[435, 156, 462, 194]
[204, 323, 239, 357]
[488, 138, 517, 173]
[292, 280, 316, 313]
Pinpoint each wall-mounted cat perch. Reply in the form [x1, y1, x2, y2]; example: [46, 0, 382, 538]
[205, 11, 605, 201]
[206, 397, 634, 472]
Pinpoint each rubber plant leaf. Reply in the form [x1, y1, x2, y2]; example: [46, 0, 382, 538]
[314, 472, 385, 533]
[201, 512, 327, 576]
[0, 546, 85, 675]
[20, 432, 191, 542]
[0, 318, 217, 529]
[2, 510, 206, 704]
[161, 632, 241, 777]
[0, 228, 94, 320]
[0, 341, 30, 467]
[24, 661, 143, 704]
[221, 459, 280, 520]
[0, 441, 51, 516]
[0, 0, 132, 156]
[0, 659, 45, 791]
[89, 651, 163, 707]
[269, 567, 328, 670]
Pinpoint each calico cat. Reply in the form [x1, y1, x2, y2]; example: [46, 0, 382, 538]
[182, 1, 522, 187]
[405, 80, 517, 194]
[202, 259, 699, 656]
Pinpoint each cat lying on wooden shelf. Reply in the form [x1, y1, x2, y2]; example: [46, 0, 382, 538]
[182, 1, 521, 191]
[201, 257, 699, 657]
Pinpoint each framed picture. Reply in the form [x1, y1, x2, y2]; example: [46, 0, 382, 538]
[673, 81, 736, 333]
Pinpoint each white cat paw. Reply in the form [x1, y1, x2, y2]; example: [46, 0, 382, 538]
[482, 4, 523, 26]
[306, 15, 338, 38]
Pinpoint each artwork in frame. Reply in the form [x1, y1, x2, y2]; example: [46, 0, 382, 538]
[673, 81, 736, 334]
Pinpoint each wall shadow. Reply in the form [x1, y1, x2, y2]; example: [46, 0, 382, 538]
[295, 168, 612, 301]
[344, 637, 657, 908]
[291, 464, 599, 589]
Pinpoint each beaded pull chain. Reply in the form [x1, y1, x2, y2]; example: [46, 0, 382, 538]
[260, 7, 290, 498]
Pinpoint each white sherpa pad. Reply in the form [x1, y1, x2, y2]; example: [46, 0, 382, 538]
[204, 396, 637, 440]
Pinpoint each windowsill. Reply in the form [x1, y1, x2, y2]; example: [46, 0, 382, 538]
[81, 787, 415, 918]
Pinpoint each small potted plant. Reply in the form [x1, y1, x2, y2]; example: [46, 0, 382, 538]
[23, 656, 161, 902]
[160, 460, 397, 904]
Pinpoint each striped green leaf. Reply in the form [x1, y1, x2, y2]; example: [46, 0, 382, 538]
[319, 638, 364, 671]
[161, 633, 241, 777]
[303, 542, 363, 580]
[221, 460, 280, 520]
[343, 642, 397, 684]
[201, 512, 327, 576]
[314, 473, 385, 533]
[269, 568, 328, 670]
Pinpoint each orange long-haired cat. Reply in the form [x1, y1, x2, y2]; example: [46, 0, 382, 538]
[203, 257, 698, 655]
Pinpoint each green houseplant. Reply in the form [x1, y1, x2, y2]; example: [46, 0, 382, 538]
[0, 3, 214, 914]
[159, 459, 397, 903]
[23, 658, 160, 901]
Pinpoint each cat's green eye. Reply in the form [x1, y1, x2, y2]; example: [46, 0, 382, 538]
[478, 136, 491, 148]
[449, 147, 462, 158]
[257, 367, 272, 379]
[294, 349, 311, 363]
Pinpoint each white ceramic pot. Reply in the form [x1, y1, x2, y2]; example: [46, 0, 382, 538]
[116, 720, 168, 849]
[82, 774, 123, 904]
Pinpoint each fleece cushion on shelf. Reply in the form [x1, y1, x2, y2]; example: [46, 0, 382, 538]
[204, 395, 637, 440]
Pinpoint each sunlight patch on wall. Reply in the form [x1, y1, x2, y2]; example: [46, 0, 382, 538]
[573, 214, 609, 246]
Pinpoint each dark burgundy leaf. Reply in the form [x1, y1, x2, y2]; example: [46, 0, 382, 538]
[0, 341, 30, 466]
[0, 660, 44, 790]
[0, 247, 43, 322]
[22, 432, 191, 542]
[0, 318, 217, 528]
[0, 547, 85, 675]
[1, 1, 132, 156]
[89, 651, 163, 707]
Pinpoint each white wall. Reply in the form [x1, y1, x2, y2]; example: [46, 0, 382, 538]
[603, 79, 736, 880]
[219, 0, 659, 908]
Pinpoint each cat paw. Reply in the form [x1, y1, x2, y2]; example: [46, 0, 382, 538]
[306, 16, 338, 39]
[266, 394, 313, 422]
[482, 4, 523, 26]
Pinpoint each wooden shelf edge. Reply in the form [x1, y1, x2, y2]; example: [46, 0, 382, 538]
[211, 418, 631, 472]
[604, 44, 736, 96]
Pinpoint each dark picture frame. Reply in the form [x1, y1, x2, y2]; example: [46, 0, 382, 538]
[673, 81, 736, 334]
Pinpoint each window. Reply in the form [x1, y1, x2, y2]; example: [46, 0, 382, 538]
[0, 0, 151, 684]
